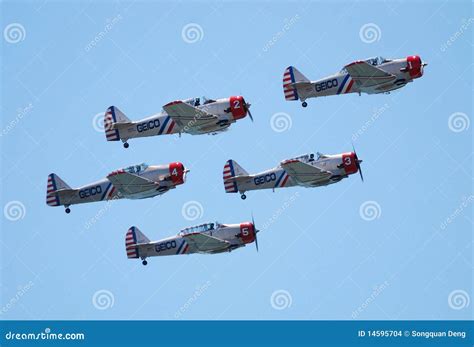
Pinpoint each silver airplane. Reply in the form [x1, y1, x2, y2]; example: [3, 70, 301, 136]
[223, 149, 363, 200]
[104, 96, 253, 148]
[283, 55, 427, 107]
[47, 162, 188, 213]
[125, 218, 260, 266]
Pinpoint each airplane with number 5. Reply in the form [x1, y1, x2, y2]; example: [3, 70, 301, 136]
[125, 217, 260, 265]
[283, 55, 427, 107]
[46, 162, 188, 213]
[104, 96, 253, 148]
[223, 148, 363, 199]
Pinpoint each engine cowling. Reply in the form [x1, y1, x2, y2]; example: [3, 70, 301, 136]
[169, 162, 186, 185]
[406, 55, 423, 79]
[341, 152, 358, 175]
[229, 96, 247, 120]
[239, 222, 255, 244]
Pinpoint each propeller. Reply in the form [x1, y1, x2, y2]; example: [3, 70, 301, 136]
[352, 143, 364, 182]
[251, 214, 260, 252]
[243, 98, 253, 122]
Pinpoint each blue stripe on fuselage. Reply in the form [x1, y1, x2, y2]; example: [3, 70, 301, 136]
[337, 74, 350, 94]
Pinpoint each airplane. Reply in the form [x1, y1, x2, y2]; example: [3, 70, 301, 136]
[125, 218, 260, 265]
[104, 96, 253, 148]
[223, 148, 363, 199]
[283, 55, 427, 107]
[46, 162, 188, 213]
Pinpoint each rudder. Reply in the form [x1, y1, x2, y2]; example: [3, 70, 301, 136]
[125, 226, 150, 259]
[223, 160, 248, 193]
[46, 173, 71, 206]
[104, 106, 130, 141]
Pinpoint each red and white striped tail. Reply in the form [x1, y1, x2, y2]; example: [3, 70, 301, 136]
[46, 174, 60, 206]
[125, 227, 139, 259]
[223, 160, 238, 193]
[283, 66, 298, 101]
[104, 106, 120, 141]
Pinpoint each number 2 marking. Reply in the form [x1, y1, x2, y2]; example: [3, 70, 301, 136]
[233, 100, 240, 108]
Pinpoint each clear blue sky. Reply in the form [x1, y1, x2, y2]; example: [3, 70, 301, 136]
[1, 0, 472, 320]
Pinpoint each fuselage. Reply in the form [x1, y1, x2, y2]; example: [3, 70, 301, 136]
[237, 152, 359, 193]
[47, 163, 186, 209]
[138, 222, 255, 258]
[118, 96, 248, 140]
[298, 56, 425, 101]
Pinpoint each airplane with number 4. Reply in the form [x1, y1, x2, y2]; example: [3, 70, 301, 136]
[283, 55, 427, 107]
[104, 96, 253, 148]
[223, 148, 364, 199]
[46, 162, 188, 213]
[125, 217, 260, 265]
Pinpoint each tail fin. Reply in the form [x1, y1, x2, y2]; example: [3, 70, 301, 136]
[104, 106, 130, 141]
[283, 66, 309, 101]
[125, 226, 150, 259]
[223, 160, 248, 193]
[46, 173, 71, 206]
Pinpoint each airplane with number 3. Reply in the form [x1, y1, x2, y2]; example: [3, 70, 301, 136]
[283, 55, 427, 107]
[46, 162, 188, 213]
[223, 148, 364, 199]
[104, 96, 253, 148]
[125, 217, 260, 265]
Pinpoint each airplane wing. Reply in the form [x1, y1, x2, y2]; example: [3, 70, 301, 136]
[280, 159, 332, 184]
[163, 101, 219, 133]
[107, 171, 160, 196]
[183, 233, 230, 253]
[344, 61, 396, 88]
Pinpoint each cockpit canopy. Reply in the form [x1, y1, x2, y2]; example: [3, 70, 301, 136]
[340, 56, 391, 73]
[182, 97, 217, 107]
[364, 56, 391, 66]
[286, 153, 320, 162]
[178, 222, 219, 236]
[123, 163, 149, 174]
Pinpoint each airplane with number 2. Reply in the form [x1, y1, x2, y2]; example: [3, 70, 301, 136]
[125, 217, 260, 265]
[46, 162, 188, 213]
[104, 96, 253, 148]
[223, 148, 364, 199]
[283, 55, 427, 107]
